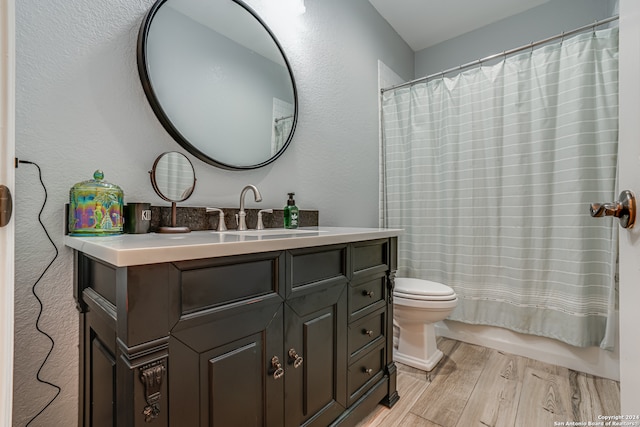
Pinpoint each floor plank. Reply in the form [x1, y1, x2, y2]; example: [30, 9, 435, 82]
[410, 341, 491, 426]
[569, 370, 621, 420]
[513, 367, 573, 426]
[454, 350, 526, 427]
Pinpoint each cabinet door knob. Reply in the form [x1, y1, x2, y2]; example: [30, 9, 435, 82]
[362, 367, 373, 376]
[362, 290, 374, 298]
[363, 329, 374, 337]
[271, 356, 284, 379]
[288, 348, 304, 369]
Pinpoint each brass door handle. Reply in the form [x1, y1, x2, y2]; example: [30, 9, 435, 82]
[288, 348, 303, 369]
[590, 190, 636, 229]
[271, 356, 284, 379]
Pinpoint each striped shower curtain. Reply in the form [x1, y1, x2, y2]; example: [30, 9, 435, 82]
[381, 28, 619, 349]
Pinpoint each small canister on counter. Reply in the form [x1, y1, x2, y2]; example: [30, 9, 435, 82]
[69, 170, 124, 236]
[124, 203, 151, 234]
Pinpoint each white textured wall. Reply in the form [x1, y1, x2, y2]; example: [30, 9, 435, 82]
[13, 0, 413, 425]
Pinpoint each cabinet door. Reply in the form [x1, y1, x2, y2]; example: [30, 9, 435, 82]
[284, 282, 347, 427]
[84, 313, 117, 427]
[169, 301, 284, 427]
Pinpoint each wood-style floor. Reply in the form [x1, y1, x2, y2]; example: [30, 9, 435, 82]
[357, 338, 620, 427]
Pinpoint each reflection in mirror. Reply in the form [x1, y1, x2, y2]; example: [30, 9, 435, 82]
[150, 152, 196, 233]
[138, 0, 298, 170]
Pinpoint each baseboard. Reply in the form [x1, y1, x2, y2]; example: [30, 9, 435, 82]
[436, 320, 620, 381]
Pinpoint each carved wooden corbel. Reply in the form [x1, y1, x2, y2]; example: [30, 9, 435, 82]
[140, 361, 166, 422]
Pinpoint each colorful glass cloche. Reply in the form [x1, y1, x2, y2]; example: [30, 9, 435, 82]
[69, 170, 124, 236]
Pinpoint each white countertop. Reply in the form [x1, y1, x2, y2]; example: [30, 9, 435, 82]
[64, 227, 402, 267]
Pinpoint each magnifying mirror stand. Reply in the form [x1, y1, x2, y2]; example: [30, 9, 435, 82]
[158, 201, 191, 233]
[150, 151, 196, 233]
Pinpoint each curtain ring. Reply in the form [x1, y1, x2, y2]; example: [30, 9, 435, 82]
[561, 31, 565, 43]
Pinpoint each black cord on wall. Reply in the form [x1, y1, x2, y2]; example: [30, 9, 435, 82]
[17, 159, 61, 426]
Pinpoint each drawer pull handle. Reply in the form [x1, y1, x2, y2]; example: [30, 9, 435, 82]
[362, 290, 374, 298]
[362, 367, 373, 376]
[363, 329, 374, 337]
[288, 348, 304, 369]
[271, 356, 284, 379]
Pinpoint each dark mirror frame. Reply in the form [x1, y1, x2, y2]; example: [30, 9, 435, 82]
[150, 151, 196, 203]
[137, 0, 299, 170]
[149, 151, 196, 233]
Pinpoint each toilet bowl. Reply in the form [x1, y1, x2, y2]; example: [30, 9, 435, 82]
[393, 278, 457, 371]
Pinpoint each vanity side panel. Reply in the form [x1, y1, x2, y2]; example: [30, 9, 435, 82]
[90, 336, 116, 427]
[382, 237, 399, 408]
[89, 260, 117, 306]
[75, 252, 119, 427]
[116, 264, 171, 347]
[75, 253, 116, 308]
[81, 294, 117, 427]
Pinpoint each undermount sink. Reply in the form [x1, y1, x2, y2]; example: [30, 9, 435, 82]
[218, 228, 325, 237]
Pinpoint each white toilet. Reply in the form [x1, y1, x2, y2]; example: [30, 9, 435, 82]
[393, 278, 458, 371]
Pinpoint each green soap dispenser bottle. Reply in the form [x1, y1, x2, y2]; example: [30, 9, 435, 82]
[284, 192, 299, 229]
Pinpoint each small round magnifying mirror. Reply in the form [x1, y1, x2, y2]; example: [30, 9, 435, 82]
[150, 151, 196, 233]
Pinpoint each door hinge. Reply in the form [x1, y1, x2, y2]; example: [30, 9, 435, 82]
[0, 185, 12, 227]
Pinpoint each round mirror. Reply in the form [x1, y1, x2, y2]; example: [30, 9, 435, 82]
[150, 151, 196, 232]
[137, 0, 298, 170]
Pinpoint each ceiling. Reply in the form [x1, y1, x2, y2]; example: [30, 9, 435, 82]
[368, 0, 552, 52]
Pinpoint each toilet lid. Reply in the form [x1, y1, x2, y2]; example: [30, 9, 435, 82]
[394, 278, 456, 301]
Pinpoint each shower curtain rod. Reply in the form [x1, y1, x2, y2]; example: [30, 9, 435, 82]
[381, 15, 619, 94]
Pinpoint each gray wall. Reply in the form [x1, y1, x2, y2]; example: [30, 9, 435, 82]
[13, 0, 413, 424]
[415, 0, 618, 78]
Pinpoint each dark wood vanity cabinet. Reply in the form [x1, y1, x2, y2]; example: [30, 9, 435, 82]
[74, 238, 398, 427]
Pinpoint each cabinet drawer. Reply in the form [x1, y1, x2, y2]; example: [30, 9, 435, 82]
[350, 275, 386, 318]
[347, 345, 385, 404]
[348, 310, 385, 360]
[352, 239, 389, 277]
[288, 245, 347, 289]
[176, 252, 283, 314]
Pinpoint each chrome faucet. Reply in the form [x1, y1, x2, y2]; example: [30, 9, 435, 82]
[237, 185, 262, 230]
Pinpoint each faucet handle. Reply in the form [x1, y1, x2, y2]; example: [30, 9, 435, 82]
[257, 209, 273, 230]
[206, 208, 227, 231]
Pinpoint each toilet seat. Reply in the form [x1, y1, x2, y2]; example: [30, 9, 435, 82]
[394, 278, 456, 301]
